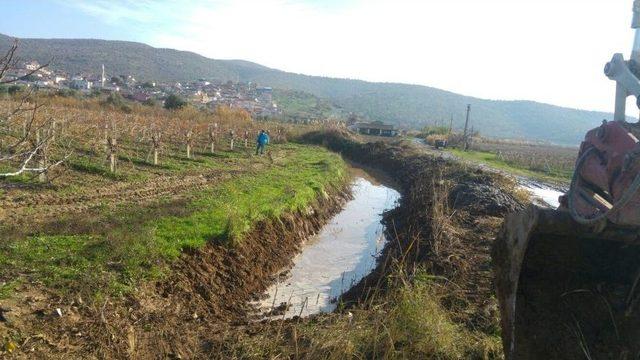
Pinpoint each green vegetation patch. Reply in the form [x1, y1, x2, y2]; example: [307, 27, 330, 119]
[0, 163, 40, 184]
[0, 280, 20, 300]
[449, 148, 572, 183]
[154, 145, 346, 253]
[67, 145, 250, 181]
[68, 157, 126, 180]
[3, 235, 109, 286]
[0, 144, 347, 298]
[273, 89, 337, 120]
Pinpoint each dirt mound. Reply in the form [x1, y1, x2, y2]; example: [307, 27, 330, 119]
[303, 129, 524, 334]
[450, 181, 521, 216]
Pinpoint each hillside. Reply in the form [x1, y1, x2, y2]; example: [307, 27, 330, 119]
[0, 33, 613, 145]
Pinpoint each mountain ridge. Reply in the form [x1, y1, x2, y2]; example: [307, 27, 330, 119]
[0, 32, 611, 145]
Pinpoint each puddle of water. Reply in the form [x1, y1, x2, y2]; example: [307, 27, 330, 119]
[519, 182, 564, 208]
[254, 177, 400, 319]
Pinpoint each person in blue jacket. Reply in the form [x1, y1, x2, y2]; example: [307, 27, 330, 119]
[256, 129, 270, 155]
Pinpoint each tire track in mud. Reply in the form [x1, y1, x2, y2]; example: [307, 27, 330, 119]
[0, 170, 242, 227]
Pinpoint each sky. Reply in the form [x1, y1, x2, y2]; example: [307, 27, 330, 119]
[1, 0, 638, 113]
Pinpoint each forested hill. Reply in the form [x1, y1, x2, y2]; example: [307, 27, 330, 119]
[0, 33, 612, 145]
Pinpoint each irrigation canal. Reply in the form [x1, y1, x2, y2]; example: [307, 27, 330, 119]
[254, 173, 400, 319]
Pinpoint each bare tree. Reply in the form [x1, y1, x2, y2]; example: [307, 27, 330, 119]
[151, 128, 161, 166]
[0, 39, 48, 85]
[104, 119, 118, 173]
[0, 40, 69, 180]
[185, 128, 194, 159]
[207, 122, 217, 153]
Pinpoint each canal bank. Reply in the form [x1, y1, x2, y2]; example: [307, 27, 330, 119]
[255, 174, 400, 319]
[0, 143, 355, 358]
[195, 129, 524, 359]
[5, 132, 526, 359]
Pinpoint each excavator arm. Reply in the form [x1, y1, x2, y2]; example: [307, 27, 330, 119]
[493, 2, 640, 358]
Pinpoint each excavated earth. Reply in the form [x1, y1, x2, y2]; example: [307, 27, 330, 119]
[300, 130, 524, 328]
[3, 130, 531, 358]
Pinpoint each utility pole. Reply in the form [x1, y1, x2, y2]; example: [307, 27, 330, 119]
[463, 104, 471, 151]
[448, 114, 453, 135]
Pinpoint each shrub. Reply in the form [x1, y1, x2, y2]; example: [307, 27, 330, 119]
[421, 125, 450, 137]
[8, 85, 22, 95]
[102, 92, 132, 113]
[164, 94, 187, 110]
[142, 98, 157, 107]
[88, 88, 102, 98]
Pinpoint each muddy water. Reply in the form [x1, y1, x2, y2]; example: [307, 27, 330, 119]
[519, 181, 564, 208]
[255, 176, 400, 319]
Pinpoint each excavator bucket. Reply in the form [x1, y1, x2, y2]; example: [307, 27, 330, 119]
[493, 205, 640, 359]
[492, 2, 640, 357]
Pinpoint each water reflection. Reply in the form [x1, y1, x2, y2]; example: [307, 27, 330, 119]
[255, 177, 400, 318]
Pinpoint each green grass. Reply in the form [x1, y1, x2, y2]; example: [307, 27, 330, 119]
[0, 164, 39, 184]
[68, 157, 126, 180]
[0, 143, 348, 299]
[273, 89, 337, 119]
[68, 146, 249, 180]
[448, 148, 571, 184]
[0, 280, 20, 299]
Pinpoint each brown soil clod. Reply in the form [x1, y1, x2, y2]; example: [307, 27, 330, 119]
[263, 302, 291, 317]
[450, 181, 522, 216]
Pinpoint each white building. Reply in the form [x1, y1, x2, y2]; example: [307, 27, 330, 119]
[35, 80, 53, 87]
[24, 61, 40, 71]
[71, 78, 92, 90]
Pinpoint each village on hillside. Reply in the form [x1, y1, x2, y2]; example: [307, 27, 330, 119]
[3, 60, 280, 118]
[3, 59, 404, 136]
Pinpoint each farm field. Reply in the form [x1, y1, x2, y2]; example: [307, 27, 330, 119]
[1, 142, 347, 298]
[0, 95, 356, 356]
[0, 93, 514, 358]
[449, 140, 577, 185]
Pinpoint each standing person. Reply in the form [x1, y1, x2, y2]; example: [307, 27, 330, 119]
[256, 129, 270, 155]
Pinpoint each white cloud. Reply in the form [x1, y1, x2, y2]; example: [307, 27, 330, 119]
[70, 0, 639, 113]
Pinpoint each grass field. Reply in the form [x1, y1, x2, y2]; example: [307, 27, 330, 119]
[449, 143, 575, 184]
[0, 143, 347, 300]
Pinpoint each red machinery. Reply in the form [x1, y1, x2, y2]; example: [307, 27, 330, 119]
[493, 2, 640, 358]
[561, 120, 640, 227]
[562, 0, 640, 228]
